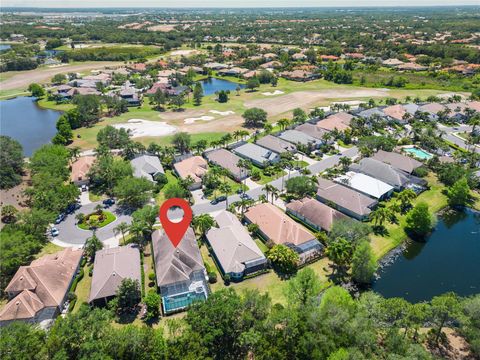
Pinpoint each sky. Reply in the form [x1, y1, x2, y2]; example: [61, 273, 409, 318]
[2, 0, 479, 8]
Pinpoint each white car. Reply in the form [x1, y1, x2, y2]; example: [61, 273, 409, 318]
[51, 227, 59, 237]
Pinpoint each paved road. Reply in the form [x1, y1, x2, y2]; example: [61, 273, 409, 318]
[439, 124, 480, 154]
[192, 146, 359, 215]
[54, 201, 133, 246]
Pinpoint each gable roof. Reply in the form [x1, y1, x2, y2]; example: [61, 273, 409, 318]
[372, 150, 423, 174]
[316, 112, 353, 132]
[244, 203, 314, 246]
[152, 227, 205, 287]
[0, 248, 82, 322]
[286, 197, 347, 232]
[335, 171, 394, 199]
[382, 104, 407, 121]
[233, 143, 279, 164]
[89, 245, 141, 302]
[173, 156, 207, 183]
[206, 211, 265, 274]
[316, 178, 377, 217]
[256, 134, 296, 153]
[71, 156, 96, 183]
[295, 123, 328, 140]
[205, 149, 247, 179]
[131, 155, 164, 182]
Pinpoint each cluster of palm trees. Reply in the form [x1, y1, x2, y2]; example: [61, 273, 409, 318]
[369, 189, 417, 230]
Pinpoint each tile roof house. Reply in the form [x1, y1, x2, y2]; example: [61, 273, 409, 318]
[417, 103, 446, 120]
[131, 154, 165, 183]
[152, 228, 209, 314]
[316, 178, 378, 220]
[244, 203, 322, 264]
[316, 112, 354, 132]
[89, 245, 141, 305]
[279, 70, 319, 82]
[70, 155, 96, 186]
[206, 211, 267, 280]
[173, 156, 208, 190]
[382, 104, 409, 123]
[350, 157, 426, 191]
[255, 134, 297, 154]
[278, 130, 322, 148]
[0, 248, 83, 327]
[295, 123, 329, 140]
[205, 148, 249, 181]
[233, 143, 280, 168]
[382, 58, 404, 67]
[286, 197, 347, 232]
[335, 171, 394, 200]
[372, 150, 423, 174]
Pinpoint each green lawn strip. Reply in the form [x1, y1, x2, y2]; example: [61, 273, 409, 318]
[37, 98, 74, 111]
[35, 242, 63, 259]
[0, 89, 29, 99]
[205, 176, 247, 200]
[251, 165, 286, 185]
[78, 210, 116, 230]
[369, 173, 448, 259]
[156, 170, 179, 206]
[143, 245, 156, 294]
[72, 264, 92, 313]
[337, 140, 354, 148]
[254, 238, 269, 253]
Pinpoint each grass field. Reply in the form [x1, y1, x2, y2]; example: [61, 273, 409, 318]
[72, 264, 92, 313]
[35, 242, 63, 259]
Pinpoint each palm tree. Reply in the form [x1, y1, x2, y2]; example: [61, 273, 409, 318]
[369, 207, 391, 227]
[69, 146, 81, 160]
[263, 123, 273, 134]
[233, 130, 242, 142]
[237, 159, 252, 192]
[219, 182, 232, 208]
[278, 118, 290, 131]
[113, 222, 129, 245]
[192, 214, 215, 238]
[75, 212, 85, 225]
[263, 184, 277, 204]
[221, 133, 233, 148]
[129, 221, 148, 250]
[339, 156, 352, 171]
[396, 189, 416, 213]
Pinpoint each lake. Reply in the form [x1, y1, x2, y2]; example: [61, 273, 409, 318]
[0, 97, 61, 156]
[373, 208, 480, 303]
[199, 77, 245, 96]
[0, 44, 12, 52]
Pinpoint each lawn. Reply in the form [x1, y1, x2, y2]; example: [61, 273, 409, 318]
[78, 210, 116, 230]
[369, 173, 448, 259]
[37, 98, 74, 111]
[156, 170, 179, 206]
[143, 245, 156, 294]
[252, 165, 286, 185]
[72, 264, 92, 313]
[205, 176, 248, 200]
[254, 238, 269, 253]
[35, 242, 63, 259]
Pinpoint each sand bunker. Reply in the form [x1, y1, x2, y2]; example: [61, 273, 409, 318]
[209, 110, 235, 116]
[262, 90, 284, 96]
[112, 119, 176, 138]
[184, 116, 215, 124]
[170, 49, 199, 56]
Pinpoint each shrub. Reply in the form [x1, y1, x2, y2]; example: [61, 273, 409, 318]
[224, 274, 231, 285]
[148, 273, 156, 281]
[208, 272, 217, 284]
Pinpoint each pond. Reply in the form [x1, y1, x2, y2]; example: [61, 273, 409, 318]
[0, 44, 12, 52]
[198, 77, 245, 96]
[373, 208, 480, 303]
[0, 97, 61, 156]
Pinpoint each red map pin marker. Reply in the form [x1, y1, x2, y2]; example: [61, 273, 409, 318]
[159, 198, 193, 248]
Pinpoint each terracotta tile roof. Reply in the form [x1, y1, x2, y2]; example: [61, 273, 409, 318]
[382, 104, 406, 121]
[173, 156, 207, 183]
[70, 156, 95, 183]
[245, 203, 314, 246]
[316, 112, 353, 131]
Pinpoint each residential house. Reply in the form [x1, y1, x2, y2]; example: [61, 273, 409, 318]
[260, 61, 282, 69]
[173, 156, 208, 190]
[83, 73, 111, 85]
[357, 107, 386, 120]
[372, 150, 423, 174]
[382, 58, 404, 67]
[232, 143, 280, 168]
[206, 211, 267, 280]
[397, 63, 428, 71]
[118, 86, 141, 106]
[335, 171, 394, 200]
[255, 134, 297, 154]
[316, 178, 378, 220]
[417, 103, 446, 121]
[152, 228, 209, 314]
[286, 197, 347, 232]
[205, 148, 249, 181]
[204, 62, 229, 70]
[320, 55, 339, 62]
[295, 123, 329, 140]
[131, 154, 165, 183]
[279, 70, 319, 82]
[350, 157, 427, 191]
[278, 130, 322, 149]
[316, 112, 354, 132]
[70, 155, 95, 186]
[292, 53, 307, 61]
[218, 67, 249, 76]
[244, 203, 323, 264]
[381, 104, 419, 123]
[0, 248, 83, 327]
[89, 245, 141, 305]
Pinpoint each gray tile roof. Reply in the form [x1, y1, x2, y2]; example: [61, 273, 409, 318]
[152, 228, 205, 287]
[371, 150, 422, 174]
[131, 155, 164, 182]
[278, 130, 322, 146]
[206, 211, 266, 274]
[89, 245, 141, 303]
[350, 157, 410, 189]
[205, 149, 248, 180]
[295, 123, 329, 140]
[233, 143, 280, 165]
[256, 134, 296, 153]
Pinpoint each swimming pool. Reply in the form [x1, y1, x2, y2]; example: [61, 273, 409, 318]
[162, 291, 206, 314]
[404, 147, 433, 160]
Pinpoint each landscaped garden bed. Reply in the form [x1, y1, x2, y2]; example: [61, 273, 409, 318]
[77, 209, 116, 230]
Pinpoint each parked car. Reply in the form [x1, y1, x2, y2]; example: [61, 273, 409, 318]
[55, 213, 66, 224]
[66, 202, 81, 214]
[240, 193, 252, 200]
[210, 195, 227, 205]
[81, 184, 88, 192]
[51, 227, 59, 237]
[102, 198, 115, 208]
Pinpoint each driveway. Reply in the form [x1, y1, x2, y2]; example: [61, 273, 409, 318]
[54, 201, 133, 246]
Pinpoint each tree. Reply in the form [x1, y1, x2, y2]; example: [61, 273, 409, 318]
[144, 290, 161, 321]
[351, 241, 377, 284]
[113, 222, 130, 245]
[217, 90, 229, 103]
[369, 206, 392, 228]
[246, 77, 260, 92]
[292, 108, 307, 124]
[52, 73, 67, 84]
[396, 189, 416, 213]
[88, 153, 133, 194]
[326, 237, 354, 276]
[242, 107, 268, 128]
[192, 214, 215, 237]
[447, 177, 470, 207]
[116, 278, 141, 312]
[84, 234, 103, 263]
[114, 177, 154, 208]
[285, 267, 322, 307]
[1, 205, 18, 224]
[285, 176, 316, 198]
[0, 322, 46, 360]
[329, 218, 371, 246]
[0, 136, 24, 189]
[430, 292, 460, 345]
[193, 82, 204, 106]
[28, 83, 45, 98]
[54, 116, 73, 145]
[131, 205, 158, 239]
[405, 202, 433, 239]
[171, 132, 191, 154]
[170, 95, 185, 110]
[72, 94, 102, 127]
[163, 182, 188, 199]
[267, 244, 299, 275]
[339, 156, 352, 171]
[97, 125, 131, 149]
[152, 88, 167, 110]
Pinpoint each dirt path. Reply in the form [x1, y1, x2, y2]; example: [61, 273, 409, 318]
[0, 61, 122, 91]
